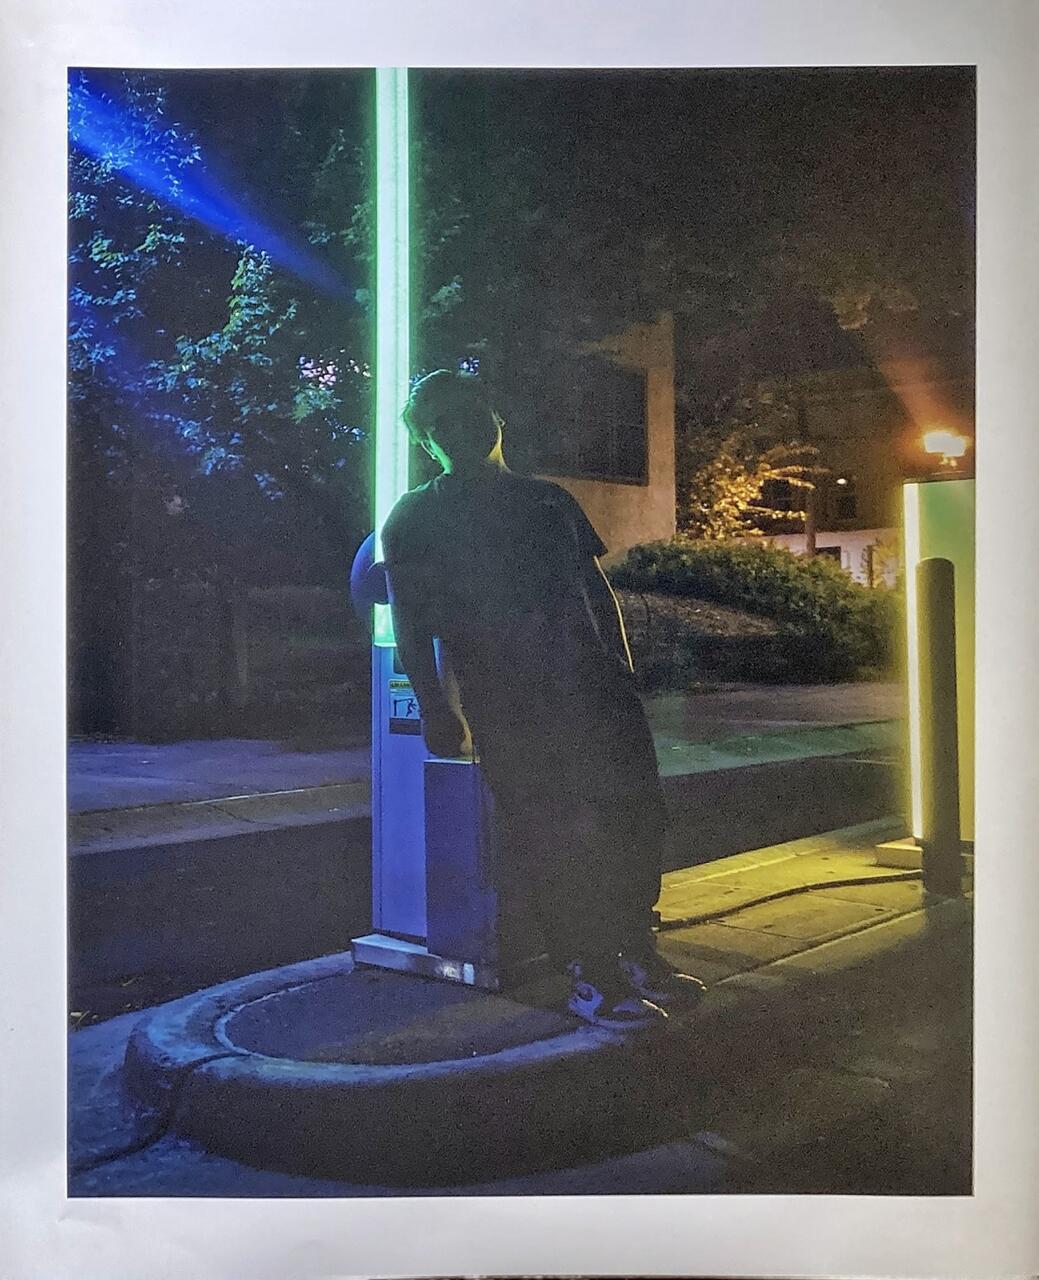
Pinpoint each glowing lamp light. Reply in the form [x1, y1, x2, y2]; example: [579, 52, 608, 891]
[835, 476, 849, 486]
[372, 67, 411, 647]
[922, 429, 969, 467]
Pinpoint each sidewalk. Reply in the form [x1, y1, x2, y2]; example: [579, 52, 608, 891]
[68, 682, 903, 851]
[68, 817, 972, 1197]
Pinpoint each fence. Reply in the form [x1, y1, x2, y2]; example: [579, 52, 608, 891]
[69, 579, 371, 744]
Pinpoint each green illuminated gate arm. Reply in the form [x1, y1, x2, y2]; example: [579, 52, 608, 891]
[372, 66, 412, 647]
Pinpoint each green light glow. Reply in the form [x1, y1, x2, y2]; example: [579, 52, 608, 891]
[373, 67, 410, 647]
[903, 482, 923, 839]
[907, 478, 976, 844]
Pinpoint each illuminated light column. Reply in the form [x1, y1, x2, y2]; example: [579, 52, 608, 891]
[373, 66, 411, 647]
[902, 482, 923, 838]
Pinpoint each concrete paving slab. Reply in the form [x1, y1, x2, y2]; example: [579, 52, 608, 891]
[657, 922, 808, 981]
[717, 895, 895, 941]
[649, 826, 936, 985]
[767, 897, 971, 979]
[702, 1066, 893, 1161]
[69, 1127, 733, 1198]
[660, 818, 902, 887]
[646, 682, 903, 741]
[212, 784, 369, 823]
[67, 739, 371, 813]
[656, 873, 769, 918]
[813, 879, 924, 909]
[69, 782, 370, 854]
[654, 720, 899, 777]
[657, 832, 907, 925]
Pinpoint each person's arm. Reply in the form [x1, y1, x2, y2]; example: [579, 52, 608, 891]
[583, 556, 636, 675]
[387, 568, 472, 758]
[546, 482, 634, 675]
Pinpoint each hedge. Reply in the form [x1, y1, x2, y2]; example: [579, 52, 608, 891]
[610, 539, 899, 681]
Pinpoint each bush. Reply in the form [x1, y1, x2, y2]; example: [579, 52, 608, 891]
[610, 539, 899, 682]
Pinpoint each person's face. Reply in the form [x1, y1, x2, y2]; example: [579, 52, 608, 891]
[404, 411, 450, 469]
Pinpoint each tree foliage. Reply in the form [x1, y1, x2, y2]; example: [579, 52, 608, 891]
[680, 431, 827, 540]
[68, 72, 201, 394]
[69, 66, 974, 570]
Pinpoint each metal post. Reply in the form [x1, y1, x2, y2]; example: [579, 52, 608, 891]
[917, 556, 962, 896]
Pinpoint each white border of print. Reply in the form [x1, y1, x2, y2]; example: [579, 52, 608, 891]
[2, 1, 1037, 1277]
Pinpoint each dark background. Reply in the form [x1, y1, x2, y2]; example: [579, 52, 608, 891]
[68, 65, 974, 740]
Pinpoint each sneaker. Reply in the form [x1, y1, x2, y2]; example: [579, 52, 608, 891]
[566, 961, 668, 1031]
[619, 950, 707, 1009]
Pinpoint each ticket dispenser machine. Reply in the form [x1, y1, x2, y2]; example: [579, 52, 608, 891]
[349, 537, 526, 989]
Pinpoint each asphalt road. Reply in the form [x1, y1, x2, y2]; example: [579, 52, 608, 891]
[69, 749, 900, 1027]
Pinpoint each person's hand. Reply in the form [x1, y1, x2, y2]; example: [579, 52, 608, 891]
[422, 704, 473, 759]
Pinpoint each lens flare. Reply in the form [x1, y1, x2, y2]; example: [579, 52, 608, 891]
[68, 74, 352, 300]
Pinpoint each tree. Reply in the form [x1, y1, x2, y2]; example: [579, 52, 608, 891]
[680, 430, 826, 542]
[153, 245, 374, 575]
[70, 69, 380, 586]
[68, 71, 214, 730]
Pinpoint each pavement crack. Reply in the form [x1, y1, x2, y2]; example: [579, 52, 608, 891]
[205, 801, 267, 824]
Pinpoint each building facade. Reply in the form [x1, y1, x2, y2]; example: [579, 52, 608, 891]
[753, 353, 974, 585]
[536, 311, 677, 563]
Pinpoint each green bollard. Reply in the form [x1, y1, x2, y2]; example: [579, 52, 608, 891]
[917, 557, 963, 897]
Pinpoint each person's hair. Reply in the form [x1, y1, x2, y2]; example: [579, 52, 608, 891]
[402, 369, 501, 464]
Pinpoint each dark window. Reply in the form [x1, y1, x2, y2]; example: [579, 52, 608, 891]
[761, 478, 797, 511]
[817, 545, 842, 563]
[834, 476, 857, 521]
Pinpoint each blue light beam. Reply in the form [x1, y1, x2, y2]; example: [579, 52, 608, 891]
[69, 74, 352, 301]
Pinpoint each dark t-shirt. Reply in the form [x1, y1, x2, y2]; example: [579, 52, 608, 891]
[383, 469, 609, 663]
[381, 470, 635, 753]
[383, 467, 661, 840]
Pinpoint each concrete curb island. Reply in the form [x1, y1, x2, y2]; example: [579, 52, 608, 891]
[69, 817, 971, 1190]
[123, 954, 667, 1185]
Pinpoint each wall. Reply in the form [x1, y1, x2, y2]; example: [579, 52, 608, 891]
[540, 311, 676, 563]
[760, 527, 900, 587]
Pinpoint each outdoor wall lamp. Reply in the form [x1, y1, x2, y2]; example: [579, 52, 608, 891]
[922, 428, 970, 468]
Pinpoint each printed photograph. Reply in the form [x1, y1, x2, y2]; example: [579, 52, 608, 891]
[67, 64, 975, 1196]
